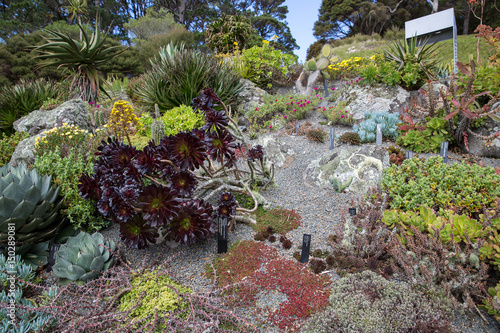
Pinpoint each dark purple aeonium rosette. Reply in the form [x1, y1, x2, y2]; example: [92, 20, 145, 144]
[206, 129, 236, 164]
[246, 145, 264, 162]
[120, 215, 160, 249]
[191, 87, 221, 113]
[139, 184, 182, 228]
[217, 191, 237, 217]
[166, 199, 215, 246]
[166, 131, 207, 171]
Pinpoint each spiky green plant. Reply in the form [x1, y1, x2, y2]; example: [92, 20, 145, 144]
[383, 36, 441, 80]
[151, 104, 165, 145]
[134, 46, 243, 111]
[94, 109, 105, 128]
[330, 175, 353, 193]
[32, 16, 124, 103]
[52, 231, 116, 285]
[0, 164, 64, 245]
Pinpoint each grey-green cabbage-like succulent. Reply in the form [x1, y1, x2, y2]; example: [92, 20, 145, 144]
[53, 231, 116, 285]
[0, 164, 64, 245]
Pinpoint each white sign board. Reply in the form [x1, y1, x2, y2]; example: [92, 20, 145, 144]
[405, 8, 457, 72]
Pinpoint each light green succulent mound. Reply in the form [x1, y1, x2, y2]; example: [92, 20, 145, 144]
[53, 231, 116, 285]
[0, 163, 64, 245]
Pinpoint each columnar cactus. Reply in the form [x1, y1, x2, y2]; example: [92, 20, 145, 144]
[94, 109, 105, 128]
[151, 103, 166, 145]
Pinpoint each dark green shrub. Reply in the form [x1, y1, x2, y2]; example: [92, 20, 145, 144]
[0, 131, 28, 166]
[134, 46, 243, 112]
[382, 156, 500, 216]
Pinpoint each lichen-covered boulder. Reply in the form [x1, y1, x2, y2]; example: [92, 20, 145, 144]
[304, 145, 389, 194]
[334, 84, 410, 121]
[253, 134, 295, 168]
[237, 79, 269, 114]
[13, 99, 91, 136]
[9, 134, 43, 167]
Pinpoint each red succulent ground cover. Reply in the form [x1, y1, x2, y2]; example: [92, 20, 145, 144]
[208, 240, 331, 331]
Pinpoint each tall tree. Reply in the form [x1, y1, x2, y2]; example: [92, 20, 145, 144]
[313, 0, 430, 39]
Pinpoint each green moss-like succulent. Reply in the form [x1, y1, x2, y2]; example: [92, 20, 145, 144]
[119, 269, 192, 330]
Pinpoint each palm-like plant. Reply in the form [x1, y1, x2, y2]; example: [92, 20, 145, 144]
[66, 0, 87, 40]
[32, 17, 124, 103]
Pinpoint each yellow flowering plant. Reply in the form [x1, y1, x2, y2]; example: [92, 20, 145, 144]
[35, 123, 90, 157]
[107, 100, 141, 146]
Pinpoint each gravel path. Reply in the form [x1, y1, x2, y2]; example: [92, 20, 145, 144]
[94, 110, 500, 332]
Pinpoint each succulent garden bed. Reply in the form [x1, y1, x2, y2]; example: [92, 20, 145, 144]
[1, 24, 500, 332]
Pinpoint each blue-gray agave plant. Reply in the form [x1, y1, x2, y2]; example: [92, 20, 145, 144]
[52, 231, 116, 285]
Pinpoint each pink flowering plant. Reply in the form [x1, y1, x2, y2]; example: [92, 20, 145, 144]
[319, 101, 355, 126]
[246, 93, 320, 130]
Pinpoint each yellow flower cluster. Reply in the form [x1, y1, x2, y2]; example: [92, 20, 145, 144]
[107, 100, 141, 139]
[327, 56, 366, 76]
[34, 122, 90, 155]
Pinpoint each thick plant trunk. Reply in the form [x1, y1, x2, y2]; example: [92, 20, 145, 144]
[455, 116, 471, 152]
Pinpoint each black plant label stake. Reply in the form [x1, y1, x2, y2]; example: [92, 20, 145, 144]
[440, 141, 449, 163]
[47, 243, 61, 272]
[217, 216, 228, 254]
[349, 208, 357, 216]
[405, 151, 414, 159]
[329, 127, 335, 150]
[300, 234, 311, 263]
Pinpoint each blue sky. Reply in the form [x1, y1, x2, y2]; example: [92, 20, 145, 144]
[284, 0, 323, 63]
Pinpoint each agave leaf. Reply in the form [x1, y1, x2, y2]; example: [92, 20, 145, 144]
[24, 186, 42, 206]
[18, 173, 34, 193]
[30, 201, 51, 219]
[103, 257, 116, 271]
[79, 271, 99, 282]
[93, 232, 105, 246]
[0, 196, 18, 219]
[67, 264, 86, 279]
[11, 200, 36, 221]
[76, 253, 94, 271]
[101, 247, 110, 262]
[3, 182, 24, 203]
[0, 178, 9, 193]
[90, 257, 105, 272]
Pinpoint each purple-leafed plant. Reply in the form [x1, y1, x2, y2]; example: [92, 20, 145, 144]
[79, 88, 275, 249]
